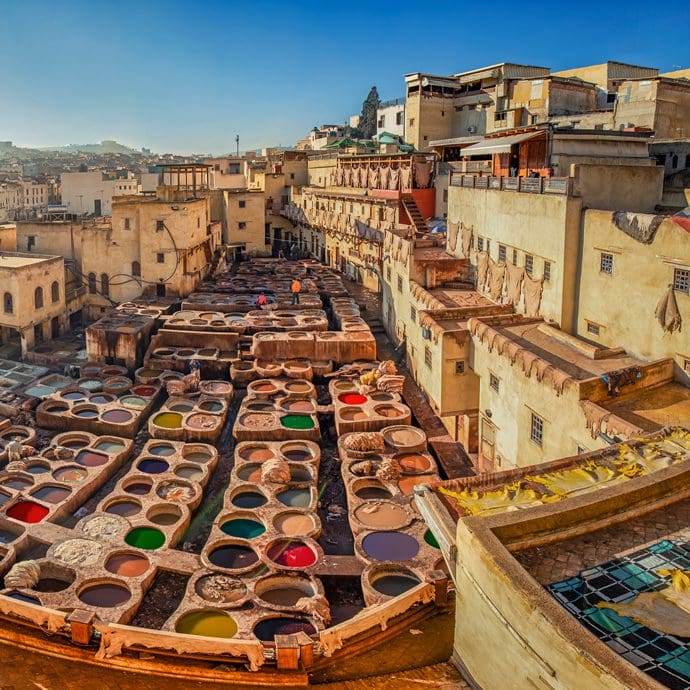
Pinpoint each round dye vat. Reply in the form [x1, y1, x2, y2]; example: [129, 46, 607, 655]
[280, 415, 315, 430]
[281, 445, 313, 462]
[60, 438, 89, 450]
[258, 586, 312, 607]
[120, 396, 147, 409]
[61, 391, 86, 401]
[53, 467, 87, 483]
[274, 512, 315, 536]
[231, 492, 267, 509]
[397, 475, 430, 495]
[169, 403, 194, 413]
[236, 465, 262, 483]
[340, 407, 368, 421]
[105, 500, 141, 517]
[198, 400, 223, 413]
[0, 527, 20, 543]
[268, 541, 316, 568]
[361, 532, 420, 562]
[101, 409, 133, 424]
[125, 527, 165, 550]
[183, 450, 213, 464]
[73, 408, 98, 419]
[137, 368, 162, 379]
[94, 440, 126, 453]
[252, 383, 277, 393]
[239, 446, 275, 462]
[89, 395, 112, 405]
[372, 573, 421, 597]
[137, 458, 169, 474]
[175, 465, 203, 481]
[31, 486, 71, 504]
[75, 451, 108, 467]
[338, 393, 368, 405]
[157, 481, 195, 502]
[124, 481, 152, 495]
[78, 583, 131, 608]
[78, 379, 102, 392]
[176, 611, 238, 638]
[187, 413, 219, 430]
[105, 553, 150, 577]
[25, 464, 49, 475]
[33, 577, 72, 593]
[282, 400, 314, 413]
[290, 466, 312, 483]
[277, 488, 311, 508]
[132, 386, 156, 397]
[354, 502, 408, 530]
[209, 544, 259, 570]
[152, 412, 183, 429]
[7, 501, 49, 523]
[424, 529, 440, 549]
[397, 453, 432, 474]
[2, 477, 33, 490]
[221, 519, 266, 539]
[253, 617, 316, 642]
[0, 492, 11, 507]
[354, 485, 392, 500]
[149, 510, 180, 526]
[195, 574, 247, 603]
[149, 444, 176, 457]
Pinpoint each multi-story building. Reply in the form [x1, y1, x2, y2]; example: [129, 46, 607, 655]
[376, 98, 406, 139]
[60, 170, 140, 216]
[20, 180, 50, 210]
[0, 183, 21, 222]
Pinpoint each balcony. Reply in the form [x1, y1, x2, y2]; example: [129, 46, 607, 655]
[449, 173, 570, 195]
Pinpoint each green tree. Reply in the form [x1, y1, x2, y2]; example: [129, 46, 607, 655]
[356, 86, 380, 140]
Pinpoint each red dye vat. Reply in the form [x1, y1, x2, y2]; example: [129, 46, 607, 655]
[338, 393, 368, 405]
[7, 501, 49, 523]
[277, 544, 316, 568]
[132, 386, 156, 397]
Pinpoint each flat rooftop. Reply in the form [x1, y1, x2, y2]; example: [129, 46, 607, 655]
[431, 288, 492, 310]
[0, 252, 58, 269]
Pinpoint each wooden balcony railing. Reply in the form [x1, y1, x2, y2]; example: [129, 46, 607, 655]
[450, 173, 570, 195]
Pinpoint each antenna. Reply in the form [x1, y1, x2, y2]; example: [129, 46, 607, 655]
[235, 135, 240, 157]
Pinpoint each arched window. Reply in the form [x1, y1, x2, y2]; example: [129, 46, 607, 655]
[101, 273, 110, 298]
[34, 286, 43, 309]
[132, 261, 141, 278]
[3, 292, 12, 314]
[88, 273, 97, 294]
[51, 281, 59, 303]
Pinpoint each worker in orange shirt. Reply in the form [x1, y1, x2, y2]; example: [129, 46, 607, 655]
[291, 279, 302, 305]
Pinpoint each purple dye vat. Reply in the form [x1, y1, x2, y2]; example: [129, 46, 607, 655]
[137, 459, 169, 474]
[361, 531, 420, 562]
[101, 409, 133, 424]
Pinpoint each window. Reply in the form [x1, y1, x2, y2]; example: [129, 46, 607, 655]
[386, 266, 392, 281]
[396, 111, 404, 126]
[290, 173, 295, 180]
[410, 305, 416, 323]
[124, 217, 130, 230]
[543, 261, 551, 282]
[264, 223, 271, 245]
[51, 281, 59, 303]
[477, 237, 484, 252]
[455, 360, 465, 375]
[443, 189, 448, 203]
[397, 275, 403, 292]
[156, 220, 165, 231]
[27, 235, 36, 251]
[530, 413, 544, 446]
[489, 373, 500, 392]
[409, 118, 415, 126]
[424, 346, 432, 369]
[587, 322, 600, 336]
[673, 268, 690, 295]
[157, 253, 164, 263]
[100, 274, 109, 298]
[238, 222, 247, 230]
[498, 245, 506, 262]
[525, 254, 534, 276]
[606, 93, 617, 104]
[3, 292, 12, 314]
[197, 217, 200, 228]
[34, 286, 43, 309]
[132, 261, 141, 278]
[512, 249, 518, 266]
[600, 252, 613, 275]
[88, 273, 97, 294]
[239, 200, 246, 208]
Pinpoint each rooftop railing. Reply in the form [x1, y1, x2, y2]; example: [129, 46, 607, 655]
[449, 172, 570, 195]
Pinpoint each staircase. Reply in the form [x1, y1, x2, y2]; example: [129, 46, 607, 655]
[401, 193, 428, 235]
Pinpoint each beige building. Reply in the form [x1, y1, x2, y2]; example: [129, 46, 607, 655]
[218, 188, 269, 254]
[20, 180, 50, 210]
[61, 170, 140, 216]
[377, 98, 406, 139]
[0, 183, 21, 222]
[0, 223, 16, 252]
[0, 252, 83, 354]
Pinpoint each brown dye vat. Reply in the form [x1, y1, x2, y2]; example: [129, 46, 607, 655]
[383, 426, 426, 450]
[186, 413, 219, 430]
[354, 502, 408, 530]
[105, 553, 150, 577]
[182, 449, 213, 464]
[31, 486, 71, 504]
[1, 477, 33, 490]
[157, 481, 196, 503]
[396, 453, 432, 474]
[101, 409, 133, 424]
[105, 500, 142, 517]
[124, 480, 152, 495]
[240, 413, 274, 429]
[236, 464, 262, 483]
[353, 482, 392, 500]
[397, 475, 431, 494]
[175, 465, 204, 481]
[281, 444, 313, 462]
[340, 407, 368, 421]
[195, 574, 247, 603]
[255, 575, 316, 607]
[281, 399, 314, 413]
[78, 583, 131, 608]
[273, 511, 316, 536]
[148, 506, 182, 526]
[239, 446, 275, 462]
[373, 405, 406, 419]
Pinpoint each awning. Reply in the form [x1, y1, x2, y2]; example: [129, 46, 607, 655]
[459, 131, 544, 157]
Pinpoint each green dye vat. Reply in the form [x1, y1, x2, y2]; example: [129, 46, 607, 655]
[153, 412, 183, 429]
[280, 414, 315, 430]
[125, 527, 165, 550]
[424, 529, 440, 549]
[221, 518, 266, 539]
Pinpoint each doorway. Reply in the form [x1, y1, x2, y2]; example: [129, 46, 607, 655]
[51, 316, 60, 338]
[156, 283, 166, 297]
[94, 199, 102, 216]
[33, 323, 44, 345]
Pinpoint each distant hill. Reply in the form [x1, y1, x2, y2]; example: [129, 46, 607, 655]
[41, 140, 140, 154]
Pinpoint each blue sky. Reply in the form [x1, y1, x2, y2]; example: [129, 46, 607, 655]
[1, 1, 688, 154]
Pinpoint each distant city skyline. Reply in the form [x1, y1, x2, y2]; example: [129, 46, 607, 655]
[2, 0, 688, 155]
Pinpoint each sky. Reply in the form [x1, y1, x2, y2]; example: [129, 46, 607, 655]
[1, 0, 689, 155]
